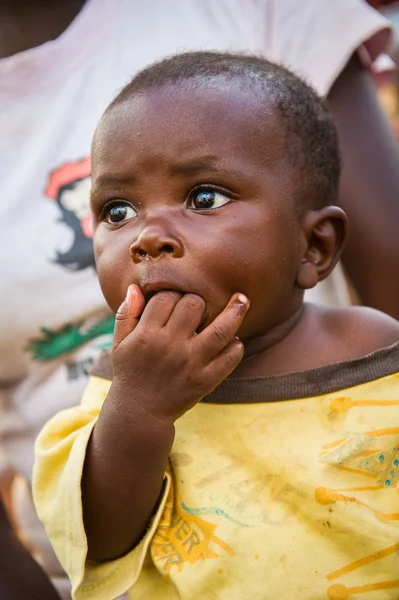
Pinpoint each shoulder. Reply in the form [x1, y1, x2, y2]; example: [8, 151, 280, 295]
[321, 305, 399, 356]
[286, 304, 399, 372]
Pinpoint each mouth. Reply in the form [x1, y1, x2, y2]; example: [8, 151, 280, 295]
[137, 277, 219, 334]
[140, 280, 190, 304]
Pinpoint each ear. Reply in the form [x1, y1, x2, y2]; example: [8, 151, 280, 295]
[296, 206, 349, 290]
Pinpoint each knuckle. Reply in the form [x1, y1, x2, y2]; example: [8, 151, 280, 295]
[191, 375, 209, 398]
[135, 328, 174, 356]
[183, 294, 206, 312]
[115, 307, 128, 321]
[153, 290, 181, 305]
[226, 341, 244, 368]
[212, 323, 230, 344]
[134, 330, 150, 347]
[169, 350, 188, 371]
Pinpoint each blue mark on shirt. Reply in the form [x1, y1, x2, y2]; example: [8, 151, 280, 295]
[181, 503, 253, 527]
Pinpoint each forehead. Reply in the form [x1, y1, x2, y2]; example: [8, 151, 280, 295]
[92, 84, 288, 180]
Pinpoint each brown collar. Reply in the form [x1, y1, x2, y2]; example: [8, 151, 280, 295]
[90, 341, 399, 404]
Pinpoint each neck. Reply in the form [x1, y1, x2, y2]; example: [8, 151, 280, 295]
[0, 0, 86, 58]
[234, 303, 307, 378]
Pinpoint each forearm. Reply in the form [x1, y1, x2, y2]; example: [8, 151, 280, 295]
[82, 289, 247, 560]
[339, 106, 399, 317]
[82, 383, 175, 561]
[342, 211, 399, 319]
[328, 53, 399, 319]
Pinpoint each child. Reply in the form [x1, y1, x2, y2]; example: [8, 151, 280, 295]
[33, 52, 399, 600]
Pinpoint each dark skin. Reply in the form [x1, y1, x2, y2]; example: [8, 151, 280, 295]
[84, 85, 399, 560]
[0, 0, 86, 58]
[328, 53, 399, 318]
[0, 498, 60, 600]
[1, 0, 398, 582]
[1, 1, 398, 316]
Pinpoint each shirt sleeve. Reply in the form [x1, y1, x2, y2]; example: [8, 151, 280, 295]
[33, 375, 172, 600]
[266, 0, 392, 95]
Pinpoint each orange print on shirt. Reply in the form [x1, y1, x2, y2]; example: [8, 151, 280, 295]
[326, 543, 399, 599]
[151, 486, 235, 577]
[316, 400, 399, 599]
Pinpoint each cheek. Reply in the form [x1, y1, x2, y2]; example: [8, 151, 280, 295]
[227, 218, 301, 333]
[207, 220, 275, 292]
[94, 231, 132, 312]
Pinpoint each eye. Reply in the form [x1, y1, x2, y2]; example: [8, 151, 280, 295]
[188, 188, 231, 211]
[104, 202, 137, 224]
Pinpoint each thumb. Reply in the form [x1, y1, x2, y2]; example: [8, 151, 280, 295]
[113, 284, 145, 349]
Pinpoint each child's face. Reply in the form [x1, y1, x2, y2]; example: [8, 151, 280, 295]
[91, 84, 307, 341]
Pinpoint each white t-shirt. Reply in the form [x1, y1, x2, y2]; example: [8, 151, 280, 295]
[0, 0, 391, 597]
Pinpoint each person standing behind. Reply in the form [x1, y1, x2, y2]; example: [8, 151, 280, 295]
[0, 1, 398, 598]
[0, 499, 60, 600]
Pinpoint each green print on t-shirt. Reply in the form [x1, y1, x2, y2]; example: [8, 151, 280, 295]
[27, 314, 114, 361]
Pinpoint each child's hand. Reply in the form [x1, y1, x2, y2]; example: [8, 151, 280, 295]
[84, 285, 249, 559]
[111, 284, 249, 422]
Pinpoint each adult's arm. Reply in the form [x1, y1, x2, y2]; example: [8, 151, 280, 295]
[327, 53, 399, 319]
[0, 497, 60, 600]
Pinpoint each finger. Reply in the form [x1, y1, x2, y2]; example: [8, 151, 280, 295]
[202, 337, 245, 392]
[166, 294, 206, 337]
[193, 293, 249, 360]
[139, 290, 182, 328]
[113, 284, 145, 349]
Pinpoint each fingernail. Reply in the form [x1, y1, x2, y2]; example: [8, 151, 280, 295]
[237, 294, 249, 307]
[126, 285, 135, 309]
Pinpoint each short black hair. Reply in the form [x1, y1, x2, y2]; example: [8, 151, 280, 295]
[107, 51, 341, 208]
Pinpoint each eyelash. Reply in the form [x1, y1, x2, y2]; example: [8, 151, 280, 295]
[187, 184, 233, 209]
[99, 198, 132, 220]
[99, 184, 235, 222]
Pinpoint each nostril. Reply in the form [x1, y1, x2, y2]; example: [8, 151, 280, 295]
[135, 248, 148, 258]
[132, 241, 177, 260]
[161, 244, 174, 254]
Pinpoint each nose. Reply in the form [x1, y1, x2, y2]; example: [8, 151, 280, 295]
[130, 224, 184, 262]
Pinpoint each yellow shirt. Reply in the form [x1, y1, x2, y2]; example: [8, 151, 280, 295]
[33, 343, 399, 600]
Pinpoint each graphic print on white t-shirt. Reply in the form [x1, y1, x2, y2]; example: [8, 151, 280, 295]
[45, 156, 94, 271]
[26, 311, 114, 369]
[24, 156, 115, 366]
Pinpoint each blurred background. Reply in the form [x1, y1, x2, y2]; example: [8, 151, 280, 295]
[372, 1, 399, 138]
[1, 2, 398, 599]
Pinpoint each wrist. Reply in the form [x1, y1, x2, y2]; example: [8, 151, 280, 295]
[103, 380, 176, 433]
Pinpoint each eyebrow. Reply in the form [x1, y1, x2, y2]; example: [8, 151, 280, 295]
[93, 157, 247, 189]
[93, 174, 135, 188]
[169, 156, 221, 175]
[170, 158, 250, 183]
